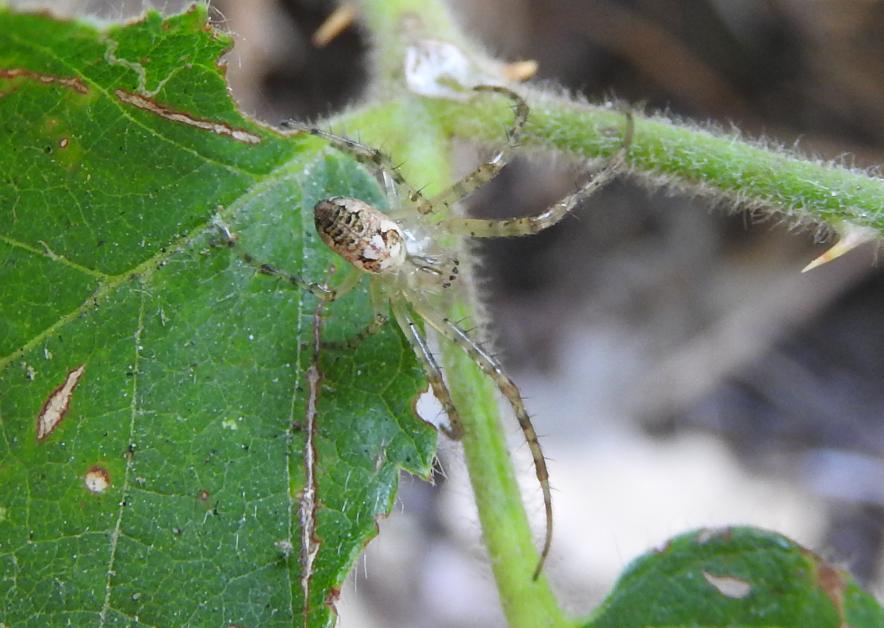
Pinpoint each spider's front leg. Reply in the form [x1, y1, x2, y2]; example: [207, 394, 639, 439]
[409, 297, 553, 580]
[441, 109, 634, 238]
[414, 84, 530, 217]
[281, 121, 429, 209]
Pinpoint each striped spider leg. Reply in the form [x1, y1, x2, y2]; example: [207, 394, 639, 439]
[230, 85, 632, 580]
[435, 102, 634, 236]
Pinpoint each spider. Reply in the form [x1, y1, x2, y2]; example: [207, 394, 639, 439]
[219, 85, 633, 579]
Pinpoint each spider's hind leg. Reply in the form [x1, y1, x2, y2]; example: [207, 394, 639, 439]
[441, 109, 634, 238]
[391, 298, 464, 440]
[323, 277, 394, 351]
[410, 298, 552, 579]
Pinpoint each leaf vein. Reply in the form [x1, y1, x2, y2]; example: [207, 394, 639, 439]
[2, 28, 267, 179]
[98, 284, 145, 625]
[0, 234, 110, 280]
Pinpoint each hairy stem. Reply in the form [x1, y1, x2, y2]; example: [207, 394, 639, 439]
[429, 90, 884, 233]
[441, 300, 571, 628]
[343, 96, 570, 626]
[342, 91, 884, 234]
[355, 1, 571, 624]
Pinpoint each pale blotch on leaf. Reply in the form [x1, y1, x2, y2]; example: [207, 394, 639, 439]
[0, 505, 7, 522]
[84, 466, 111, 494]
[696, 527, 727, 544]
[275, 539, 294, 558]
[222, 417, 239, 430]
[413, 385, 447, 432]
[702, 571, 752, 599]
[0, 68, 87, 94]
[36, 363, 86, 441]
[114, 90, 262, 144]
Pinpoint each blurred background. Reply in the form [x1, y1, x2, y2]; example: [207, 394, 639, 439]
[29, 0, 884, 625]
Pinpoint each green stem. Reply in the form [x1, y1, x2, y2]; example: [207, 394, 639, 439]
[341, 92, 884, 234]
[442, 302, 571, 628]
[345, 96, 571, 626]
[354, 1, 571, 624]
[429, 90, 884, 232]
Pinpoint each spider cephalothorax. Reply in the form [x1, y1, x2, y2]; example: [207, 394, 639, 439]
[229, 85, 633, 579]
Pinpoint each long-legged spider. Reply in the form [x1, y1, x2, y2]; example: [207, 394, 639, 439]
[221, 85, 633, 579]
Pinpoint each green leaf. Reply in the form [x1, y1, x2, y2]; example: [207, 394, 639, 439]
[588, 526, 884, 627]
[0, 7, 435, 626]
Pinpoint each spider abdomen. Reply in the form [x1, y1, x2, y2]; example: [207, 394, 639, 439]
[314, 196, 406, 274]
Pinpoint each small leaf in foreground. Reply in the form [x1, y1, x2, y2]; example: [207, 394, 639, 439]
[588, 526, 884, 627]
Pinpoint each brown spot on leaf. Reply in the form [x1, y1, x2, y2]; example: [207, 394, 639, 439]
[702, 571, 752, 599]
[114, 89, 261, 144]
[84, 466, 111, 493]
[0, 68, 87, 93]
[325, 585, 342, 608]
[696, 527, 731, 544]
[36, 364, 86, 441]
[198, 489, 210, 502]
[817, 562, 847, 624]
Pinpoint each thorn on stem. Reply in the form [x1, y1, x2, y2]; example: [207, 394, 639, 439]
[802, 222, 877, 272]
